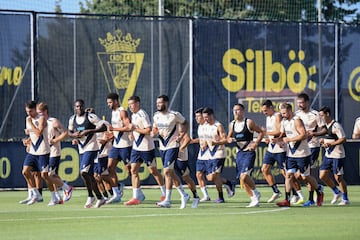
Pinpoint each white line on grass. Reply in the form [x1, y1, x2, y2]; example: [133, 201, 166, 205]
[0, 207, 289, 222]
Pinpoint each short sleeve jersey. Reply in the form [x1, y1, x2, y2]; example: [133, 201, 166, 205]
[353, 117, 360, 138]
[266, 112, 286, 153]
[323, 121, 346, 158]
[153, 110, 186, 151]
[197, 123, 210, 160]
[27, 115, 50, 155]
[111, 107, 132, 148]
[281, 116, 311, 158]
[47, 117, 61, 157]
[295, 109, 325, 148]
[97, 120, 113, 158]
[202, 120, 226, 159]
[131, 109, 155, 151]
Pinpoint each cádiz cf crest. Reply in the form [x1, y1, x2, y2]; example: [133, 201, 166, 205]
[97, 29, 144, 109]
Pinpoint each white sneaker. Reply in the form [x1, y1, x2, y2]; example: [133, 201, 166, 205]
[200, 196, 211, 202]
[330, 192, 342, 204]
[19, 197, 32, 204]
[267, 192, 282, 203]
[47, 200, 62, 206]
[84, 197, 96, 208]
[290, 195, 300, 204]
[180, 194, 190, 209]
[94, 198, 106, 208]
[338, 199, 350, 206]
[246, 196, 260, 208]
[156, 200, 171, 208]
[106, 195, 121, 204]
[192, 197, 200, 208]
[63, 186, 73, 202]
[26, 197, 39, 205]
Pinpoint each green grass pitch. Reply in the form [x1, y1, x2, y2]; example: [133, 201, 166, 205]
[1, 185, 360, 240]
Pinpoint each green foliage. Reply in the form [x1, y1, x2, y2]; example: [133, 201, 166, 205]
[78, 0, 360, 22]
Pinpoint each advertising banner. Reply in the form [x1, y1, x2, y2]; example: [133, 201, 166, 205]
[1, 14, 360, 189]
[0, 13, 32, 139]
[1, 141, 359, 188]
[194, 20, 337, 135]
[36, 17, 191, 132]
[339, 25, 360, 135]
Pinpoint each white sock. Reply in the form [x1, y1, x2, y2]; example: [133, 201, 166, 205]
[133, 188, 139, 199]
[27, 189, 32, 198]
[51, 191, 57, 202]
[62, 182, 70, 191]
[200, 186, 209, 198]
[297, 190, 305, 200]
[251, 190, 256, 197]
[176, 185, 186, 197]
[55, 191, 61, 201]
[160, 185, 166, 196]
[165, 189, 172, 202]
[33, 188, 41, 198]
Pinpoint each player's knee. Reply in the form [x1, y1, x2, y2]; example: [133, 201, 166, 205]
[240, 174, 247, 182]
[206, 174, 214, 182]
[319, 171, 326, 181]
[334, 174, 342, 183]
[196, 171, 203, 178]
[261, 165, 269, 174]
[22, 169, 29, 177]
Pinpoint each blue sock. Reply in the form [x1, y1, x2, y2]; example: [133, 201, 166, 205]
[342, 192, 348, 200]
[332, 187, 340, 194]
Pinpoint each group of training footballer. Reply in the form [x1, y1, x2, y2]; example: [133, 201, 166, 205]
[19, 92, 360, 208]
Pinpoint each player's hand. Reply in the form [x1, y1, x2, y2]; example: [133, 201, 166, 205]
[129, 133, 134, 141]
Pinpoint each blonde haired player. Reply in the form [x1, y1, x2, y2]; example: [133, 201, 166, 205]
[37, 102, 73, 206]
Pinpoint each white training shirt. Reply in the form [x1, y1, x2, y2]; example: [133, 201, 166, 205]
[281, 116, 311, 158]
[197, 123, 210, 160]
[323, 120, 346, 159]
[27, 115, 50, 155]
[266, 112, 286, 153]
[131, 109, 155, 151]
[47, 117, 61, 157]
[202, 120, 226, 159]
[295, 109, 325, 148]
[97, 120, 113, 158]
[111, 107, 132, 148]
[153, 110, 185, 151]
[353, 117, 360, 138]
